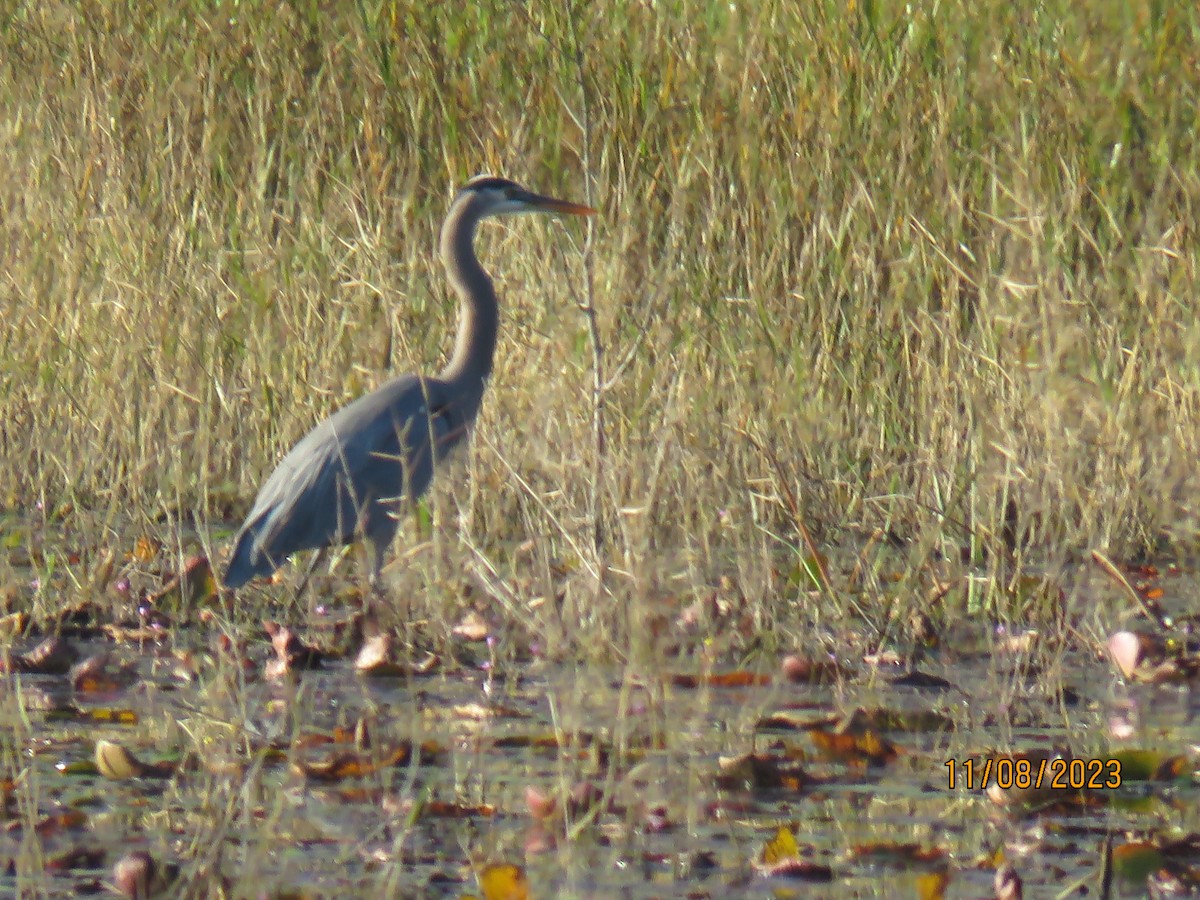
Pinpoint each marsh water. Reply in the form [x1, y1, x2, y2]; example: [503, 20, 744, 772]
[1, 526, 1198, 898]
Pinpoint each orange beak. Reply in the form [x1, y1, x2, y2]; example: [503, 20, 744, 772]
[517, 189, 598, 216]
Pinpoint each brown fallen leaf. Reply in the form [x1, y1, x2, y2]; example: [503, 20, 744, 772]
[808, 726, 899, 766]
[717, 752, 811, 792]
[263, 621, 326, 679]
[292, 740, 441, 782]
[213, 634, 259, 679]
[4, 807, 88, 836]
[756, 710, 840, 731]
[983, 750, 1088, 808]
[1, 637, 79, 675]
[70, 654, 136, 693]
[50, 600, 105, 634]
[669, 670, 771, 689]
[44, 845, 106, 873]
[781, 654, 849, 684]
[760, 857, 836, 881]
[354, 633, 407, 676]
[354, 633, 439, 677]
[103, 623, 169, 644]
[890, 670, 955, 690]
[452, 702, 529, 722]
[847, 841, 948, 866]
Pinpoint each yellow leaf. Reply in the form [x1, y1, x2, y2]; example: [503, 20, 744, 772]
[132, 535, 161, 562]
[762, 825, 799, 865]
[916, 869, 950, 900]
[479, 863, 528, 900]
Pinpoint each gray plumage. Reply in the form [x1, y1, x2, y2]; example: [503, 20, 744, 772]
[223, 176, 596, 589]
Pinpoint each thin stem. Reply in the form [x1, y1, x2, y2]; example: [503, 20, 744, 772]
[563, 0, 606, 566]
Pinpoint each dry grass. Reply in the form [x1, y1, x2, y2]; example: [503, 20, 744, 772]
[2, 0, 1199, 640]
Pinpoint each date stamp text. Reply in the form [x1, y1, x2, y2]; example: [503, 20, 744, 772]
[945, 757, 1122, 791]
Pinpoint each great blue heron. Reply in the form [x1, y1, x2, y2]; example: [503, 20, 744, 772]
[222, 176, 597, 591]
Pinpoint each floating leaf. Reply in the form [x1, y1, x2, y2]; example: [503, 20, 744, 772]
[754, 827, 835, 881]
[809, 726, 899, 766]
[103, 623, 168, 643]
[993, 863, 1022, 900]
[354, 633, 408, 677]
[478, 862, 528, 900]
[761, 825, 799, 865]
[670, 670, 771, 688]
[112, 851, 178, 898]
[15, 808, 89, 836]
[292, 740, 440, 782]
[759, 857, 835, 882]
[757, 710, 839, 732]
[44, 845, 105, 872]
[86, 708, 140, 725]
[94, 740, 146, 780]
[890, 671, 954, 690]
[717, 753, 810, 792]
[915, 869, 950, 900]
[419, 800, 496, 819]
[70, 654, 135, 693]
[780, 654, 848, 684]
[1111, 841, 1165, 883]
[453, 611, 491, 642]
[1106, 630, 1198, 683]
[1108, 631, 1147, 679]
[453, 702, 530, 722]
[2, 637, 79, 675]
[264, 621, 325, 679]
[1112, 748, 1188, 781]
[93, 740, 174, 780]
[847, 842, 948, 867]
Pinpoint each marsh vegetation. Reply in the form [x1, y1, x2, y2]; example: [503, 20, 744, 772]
[1, 0, 1199, 895]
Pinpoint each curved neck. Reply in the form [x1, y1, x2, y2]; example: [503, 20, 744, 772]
[438, 195, 500, 395]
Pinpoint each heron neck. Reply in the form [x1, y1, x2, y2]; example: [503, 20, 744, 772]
[438, 197, 499, 395]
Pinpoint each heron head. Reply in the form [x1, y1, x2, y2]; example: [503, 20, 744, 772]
[460, 175, 597, 218]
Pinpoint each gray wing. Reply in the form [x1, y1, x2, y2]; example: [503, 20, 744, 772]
[223, 374, 460, 587]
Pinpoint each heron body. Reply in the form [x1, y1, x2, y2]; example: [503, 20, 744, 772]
[222, 176, 596, 589]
